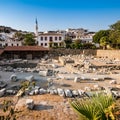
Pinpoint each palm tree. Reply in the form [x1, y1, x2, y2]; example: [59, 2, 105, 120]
[70, 94, 115, 120]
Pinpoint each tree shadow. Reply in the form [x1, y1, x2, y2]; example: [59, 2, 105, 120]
[104, 77, 113, 80]
[61, 84, 71, 87]
[34, 104, 53, 111]
[0, 104, 3, 109]
[80, 81, 96, 83]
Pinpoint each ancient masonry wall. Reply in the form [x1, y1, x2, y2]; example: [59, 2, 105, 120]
[49, 49, 120, 60]
[48, 49, 96, 57]
[96, 50, 120, 60]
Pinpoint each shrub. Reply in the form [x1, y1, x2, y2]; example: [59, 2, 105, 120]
[70, 94, 115, 120]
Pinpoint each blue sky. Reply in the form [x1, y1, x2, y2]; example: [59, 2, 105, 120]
[0, 0, 120, 32]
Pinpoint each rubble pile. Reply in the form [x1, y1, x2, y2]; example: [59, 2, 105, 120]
[0, 81, 119, 99]
[59, 54, 120, 74]
[0, 53, 120, 100]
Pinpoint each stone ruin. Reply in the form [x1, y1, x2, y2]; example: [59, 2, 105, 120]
[0, 53, 120, 100]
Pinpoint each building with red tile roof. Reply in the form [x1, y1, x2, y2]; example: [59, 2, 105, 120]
[0, 49, 4, 55]
[0, 46, 49, 59]
[4, 46, 49, 51]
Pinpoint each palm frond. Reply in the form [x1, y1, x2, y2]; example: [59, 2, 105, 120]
[70, 94, 115, 120]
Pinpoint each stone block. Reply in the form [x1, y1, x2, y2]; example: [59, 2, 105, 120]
[109, 80, 117, 84]
[78, 89, 85, 96]
[0, 88, 6, 97]
[39, 71, 48, 76]
[64, 89, 72, 97]
[57, 88, 65, 97]
[74, 77, 81, 82]
[10, 74, 17, 82]
[72, 90, 79, 97]
[39, 88, 47, 94]
[26, 99, 34, 110]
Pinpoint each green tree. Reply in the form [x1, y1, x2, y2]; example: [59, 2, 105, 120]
[75, 43, 83, 49]
[109, 30, 120, 48]
[74, 39, 81, 44]
[64, 36, 72, 48]
[93, 30, 110, 43]
[23, 33, 36, 46]
[108, 20, 120, 49]
[110, 20, 120, 31]
[70, 43, 76, 49]
[75, 39, 82, 49]
[100, 36, 109, 49]
[82, 43, 96, 49]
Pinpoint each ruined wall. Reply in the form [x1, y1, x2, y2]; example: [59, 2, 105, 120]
[48, 48, 96, 57]
[96, 50, 120, 60]
[49, 49, 120, 60]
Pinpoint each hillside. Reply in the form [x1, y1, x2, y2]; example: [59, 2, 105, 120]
[0, 26, 19, 33]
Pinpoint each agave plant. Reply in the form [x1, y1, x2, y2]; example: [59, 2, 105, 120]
[70, 94, 115, 120]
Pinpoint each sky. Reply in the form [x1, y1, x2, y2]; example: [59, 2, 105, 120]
[0, 0, 120, 32]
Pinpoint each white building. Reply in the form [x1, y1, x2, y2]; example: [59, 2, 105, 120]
[65, 28, 95, 43]
[35, 19, 65, 48]
[0, 33, 22, 47]
[66, 28, 87, 34]
[0, 39, 22, 47]
[37, 32, 65, 48]
[73, 32, 95, 43]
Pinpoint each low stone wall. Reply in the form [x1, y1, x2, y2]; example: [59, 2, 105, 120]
[97, 50, 120, 60]
[0, 62, 37, 68]
[1, 48, 120, 60]
[49, 49, 120, 60]
[48, 48, 96, 58]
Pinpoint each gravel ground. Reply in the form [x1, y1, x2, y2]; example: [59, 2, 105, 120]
[0, 61, 120, 120]
[0, 94, 79, 120]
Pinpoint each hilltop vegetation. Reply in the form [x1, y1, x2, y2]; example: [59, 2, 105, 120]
[0, 26, 18, 33]
[93, 20, 120, 49]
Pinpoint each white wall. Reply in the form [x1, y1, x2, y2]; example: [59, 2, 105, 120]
[0, 40, 22, 47]
[37, 34, 64, 48]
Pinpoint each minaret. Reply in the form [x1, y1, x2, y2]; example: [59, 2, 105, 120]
[35, 18, 38, 37]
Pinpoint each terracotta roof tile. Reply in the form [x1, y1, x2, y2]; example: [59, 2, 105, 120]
[4, 46, 49, 51]
[0, 49, 4, 55]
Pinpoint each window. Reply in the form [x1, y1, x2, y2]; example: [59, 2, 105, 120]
[41, 37, 43, 41]
[45, 37, 47, 41]
[41, 43, 43, 46]
[59, 37, 62, 40]
[49, 37, 53, 41]
[45, 43, 47, 46]
[5, 43, 8, 46]
[54, 43, 58, 47]
[55, 37, 57, 41]
[49, 43, 52, 47]
[17, 44, 19, 46]
[11, 44, 13, 46]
